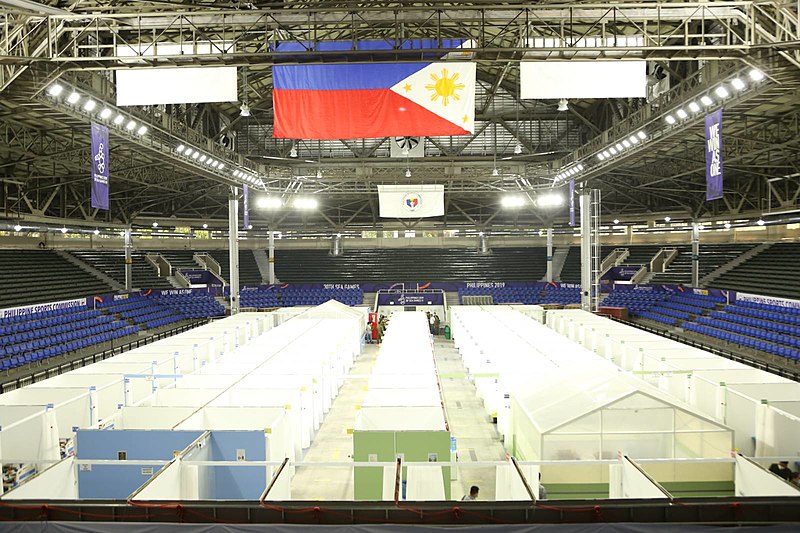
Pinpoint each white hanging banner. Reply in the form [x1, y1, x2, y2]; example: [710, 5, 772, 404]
[520, 61, 647, 99]
[377, 184, 444, 218]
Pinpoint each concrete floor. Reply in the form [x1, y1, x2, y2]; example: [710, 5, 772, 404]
[289, 337, 507, 501]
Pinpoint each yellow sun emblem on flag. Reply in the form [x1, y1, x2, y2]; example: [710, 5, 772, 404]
[425, 68, 464, 107]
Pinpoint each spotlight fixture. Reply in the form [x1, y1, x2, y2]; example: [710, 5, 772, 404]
[289, 147, 298, 158]
[152, 222, 159, 228]
[688, 101, 700, 113]
[609, 147, 618, 155]
[724, 222, 732, 229]
[557, 98, 569, 112]
[202, 223, 209, 229]
[125, 119, 136, 131]
[615, 143, 624, 151]
[602, 150, 611, 158]
[405, 169, 412, 178]
[731, 78, 746, 90]
[700, 95, 714, 106]
[664, 216, 671, 222]
[83, 99, 97, 112]
[492, 168, 499, 177]
[714, 86, 730, 98]
[637, 131, 647, 140]
[93, 229, 100, 235]
[628, 135, 639, 144]
[47, 84, 63, 97]
[136, 125, 147, 136]
[13, 224, 22, 232]
[536, 193, 564, 207]
[184, 148, 194, 157]
[247, 224, 253, 230]
[756, 219, 765, 226]
[199, 154, 207, 163]
[749, 68, 765, 81]
[176, 145, 186, 153]
[597, 153, 605, 161]
[218, 163, 225, 170]
[113, 114, 125, 126]
[293, 197, 318, 210]
[665, 115, 676, 125]
[622, 140, 631, 148]
[99, 108, 113, 119]
[60, 227, 68, 234]
[676, 109, 688, 119]
[514, 143, 523, 155]
[501, 195, 526, 208]
[613, 219, 620, 224]
[257, 197, 283, 209]
[66, 92, 80, 104]
[192, 151, 200, 160]
[239, 103, 251, 117]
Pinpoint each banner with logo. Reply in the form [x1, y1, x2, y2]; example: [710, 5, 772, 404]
[91, 122, 110, 210]
[705, 109, 723, 201]
[243, 184, 250, 229]
[376, 292, 445, 306]
[569, 179, 576, 226]
[377, 184, 444, 218]
[0, 297, 89, 320]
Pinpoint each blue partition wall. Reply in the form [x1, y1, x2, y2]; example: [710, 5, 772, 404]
[205, 431, 268, 500]
[75, 429, 203, 499]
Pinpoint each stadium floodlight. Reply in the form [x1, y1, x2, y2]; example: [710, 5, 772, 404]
[613, 219, 620, 224]
[247, 224, 253, 230]
[13, 224, 22, 232]
[749, 69, 765, 81]
[609, 147, 618, 155]
[756, 219, 765, 226]
[176, 145, 186, 153]
[47, 84, 63, 97]
[492, 168, 499, 177]
[688, 101, 700, 113]
[211, 161, 219, 168]
[615, 143, 623, 151]
[665, 115, 676, 125]
[676, 108, 688, 119]
[700, 95, 714, 106]
[218, 163, 225, 170]
[577, 164, 584, 171]
[99, 108, 113, 119]
[294, 197, 318, 210]
[83, 99, 97, 112]
[597, 153, 605, 161]
[202, 223, 209, 229]
[537, 192, 564, 207]
[257, 196, 283, 209]
[93, 229, 100, 235]
[637, 131, 647, 140]
[628, 135, 639, 144]
[724, 222, 732, 229]
[514, 143, 523, 155]
[715, 85, 730, 98]
[622, 139, 631, 148]
[198, 154, 207, 163]
[184, 148, 194, 157]
[731, 78, 746, 90]
[602, 150, 611, 158]
[66, 91, 80, 104]
[136, 125, 147, 136]
[501, 195, 526, 208]
[60, 227, 68, 233]
[152, 222, 159, 228]
[125, 120, 136, 131]
[664, 216, 671, 222]
[191, 151, 200, 160]
[113, 114, 125, 125]
[405, 169, 412, 178]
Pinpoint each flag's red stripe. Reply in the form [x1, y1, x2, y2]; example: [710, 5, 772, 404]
[272, 89, 469, 139]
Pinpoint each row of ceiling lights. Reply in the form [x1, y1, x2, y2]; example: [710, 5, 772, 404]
[596, 130, 647, 161]
[501, 192, 564, 208]
[663, 69, 764, 126]
[46, 84, 148, 136]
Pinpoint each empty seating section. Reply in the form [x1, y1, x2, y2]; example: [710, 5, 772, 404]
[240, 287, 363, 308]
[97, 294, 184, 329]
[0, 250, 114, 308]
[155, 292, 225, 318]
[458, 286, 580, 305]
[559, 246, 616, 283]
[612, 290, 726, 327]
[208, 250, 262, 285]
[156, 250, 200, 272]
[602, 291, 667, 313]
[0, 307, 138, 370]
[650, 244, 754, 285]
[274, 248, 548, 283]
[712, 243, 800, 299]
[71, 250, 171, 289]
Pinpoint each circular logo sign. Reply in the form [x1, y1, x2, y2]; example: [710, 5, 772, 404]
[403, 192, 422, 212]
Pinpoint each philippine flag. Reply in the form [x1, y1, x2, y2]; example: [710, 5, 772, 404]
[272, 43, 476, 140]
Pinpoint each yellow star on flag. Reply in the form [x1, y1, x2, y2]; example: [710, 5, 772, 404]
[403, 83, 412, 93]
[462, 114, 469, 123]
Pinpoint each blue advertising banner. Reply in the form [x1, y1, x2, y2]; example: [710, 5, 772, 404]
[91, 122, 110, 210]
[601, 265, 642, 282]
[376, 292, 445, 306]
[705, 109, 723, 201]
[181, 270, 224, 287]
[569, 179, 576, 226]
[243, 184, 250, 229]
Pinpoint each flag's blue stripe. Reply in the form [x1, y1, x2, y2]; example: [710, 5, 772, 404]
[274, 39, 466, 53]
[273, 63, 429, 90]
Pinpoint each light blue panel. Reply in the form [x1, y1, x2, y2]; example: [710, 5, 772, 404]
[78, 463, 166, 499]
[209, 431, 267, 500]
[75, 430, 202, 460]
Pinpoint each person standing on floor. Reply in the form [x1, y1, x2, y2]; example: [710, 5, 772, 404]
[428, 311, 435, 335]
[433, 313, 441, 335]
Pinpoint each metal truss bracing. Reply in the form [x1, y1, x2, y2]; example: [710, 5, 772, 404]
[0, 1, 799, 233]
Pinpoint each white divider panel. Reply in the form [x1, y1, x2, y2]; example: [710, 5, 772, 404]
[495, 464, 539, 501]
[1, 457, 78, 500]
[406, 465, 445, 500]
[735, 455, 800, 496]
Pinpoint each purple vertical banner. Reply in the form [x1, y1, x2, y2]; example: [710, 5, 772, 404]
[243, 184, 250, 229]
[569, 179, 576, 226]
[705, 109, 723, 201]
[90, 122, 109, 210]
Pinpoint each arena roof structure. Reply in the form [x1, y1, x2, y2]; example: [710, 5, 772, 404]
[0, 0, 798, 234]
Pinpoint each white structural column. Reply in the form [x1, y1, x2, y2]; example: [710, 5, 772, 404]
[332, 233, 343, 256]
[546, 227, 554, 282]
[123, 227, 133, 292]
[478, 232, 489, 254]
[692, 222, 700, 287]
[228, 187, 240, 314]
[268, 229, 276, 284]
[580, 190, 592, 312]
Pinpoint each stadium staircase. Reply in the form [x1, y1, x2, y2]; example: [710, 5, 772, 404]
[700, 242, 772, 286]
[71, 250, 171, 290]
[542, 246, 570, 281]
[710, 242, 800, 299]
[252, 249, 271, 283]
[208, 250, 263, 286]
[649, 244, 757, 286]
[55, 250, 124, 291]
